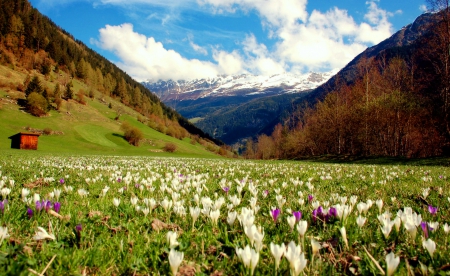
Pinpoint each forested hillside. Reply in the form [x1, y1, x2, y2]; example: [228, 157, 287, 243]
[246, 8, 450, 159]
[0, 0, 220, 144]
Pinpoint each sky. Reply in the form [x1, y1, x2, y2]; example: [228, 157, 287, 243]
[29, 0, 428, 82]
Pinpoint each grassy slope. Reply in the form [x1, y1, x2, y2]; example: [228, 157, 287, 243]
[0, 65, 219, 158]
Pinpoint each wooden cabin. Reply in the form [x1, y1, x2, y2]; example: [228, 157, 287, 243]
[8, 132, 40, 150]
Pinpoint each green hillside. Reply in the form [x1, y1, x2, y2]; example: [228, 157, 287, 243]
[0, 66, 221, 158]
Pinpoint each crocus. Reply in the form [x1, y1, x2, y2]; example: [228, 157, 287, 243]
[222, 187, 230, 193]
[27, 207, 33, 218]
[59, 178, 64, 184]
[422, 238, 436, 258]
[0, 226, 10, 244]
[33, 227, 55, 241]
[311, 239, 322, 256]
[357, 215, 367, 228]
[270, 208, 281, 222]
[292, 253, 308, 276]
[166, 231, 179, 248]
[386, 252, 400, 276]
[54, 202, 61, 213]
[297, 220, 308, 237]
[75, 224, 82, 233]
[236, 245, 259, 276]
[428, 205, 438, 215]
[340, 227, 349, 250]
[269, 242, 285, 270]
[113, 198, 120, 207]
[168, 248, 184, 276]
[227, 210, 237, 226]
[292, 211, 302, 222]
[287, 215, 296, 231]
[444, 223, 449, 234]
[308, 195, 314, 202]
[421, 221, 429, 239]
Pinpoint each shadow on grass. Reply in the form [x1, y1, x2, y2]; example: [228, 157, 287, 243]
[296, 155, 450, 167]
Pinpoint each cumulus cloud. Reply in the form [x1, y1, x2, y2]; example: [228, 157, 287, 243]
[94, 0, 397, 80]
[95, 23, 222, 81]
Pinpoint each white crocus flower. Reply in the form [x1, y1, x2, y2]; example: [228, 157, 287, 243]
[340, 227, 349, 250]
[287, 215, 296, 231]
[227, 210, 237, 226]
[33, 227, 55, 241]
[130, 196, 138, 206]
[236, 245, 259, 276]
[376, 199, 383, 213]
[422, 238, 436, 259]
[386, 252, 400, 276]
[269, 242, 285, 270]
[210, 209, 220, 226]
[166, 231, 179, 248]
[444, 223, 449, 234]
[113, 198, 120, 207]
[168, 248, 184, 276]
[292, 253, 308, 276]
[356, 215, 367, 228]
[0, 226, 10, 244]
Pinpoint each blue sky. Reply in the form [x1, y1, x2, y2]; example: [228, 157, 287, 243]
[29, 0, 427, 81]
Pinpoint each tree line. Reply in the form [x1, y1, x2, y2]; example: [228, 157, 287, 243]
[245, 5, 450, 159]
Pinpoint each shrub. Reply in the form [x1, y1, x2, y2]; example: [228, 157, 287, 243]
[43, 128, 52, 135]
[26, 92, 48, 116]
[163, 143, 177, 153]
[120, 122, 143, 146]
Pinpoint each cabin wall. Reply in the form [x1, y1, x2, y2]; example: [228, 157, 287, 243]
[20, 135, 38, 150]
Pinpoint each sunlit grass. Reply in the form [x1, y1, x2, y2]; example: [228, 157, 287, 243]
[0, 155, 448, 275]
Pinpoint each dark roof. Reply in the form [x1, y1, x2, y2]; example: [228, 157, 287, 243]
[8, 132, 41, 139]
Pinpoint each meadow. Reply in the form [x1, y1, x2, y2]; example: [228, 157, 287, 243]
[0, 153, 449, 275]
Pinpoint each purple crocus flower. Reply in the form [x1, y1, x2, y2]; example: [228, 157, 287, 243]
[45, 200, 53, 212]
[75, 224, 83, 233]
[54, 202, 61, 213]
[36, 201, 43, 212]
[308, 195, 314, 202]
[135, 183, 140, 189]
[328, 207, 338, 217]
[428, 205, 438, 215]
[222, 187, 230, 193]
[0, 200, 6, 213]
[271, 209, 281, 222]
[117, 178, 121, 183]
[421, 221, 429, 238]
[59, 178, 65, 184]
[27, 207, 33, 218]
[293, 211, 302, 222]
[312, 208, 318, 222]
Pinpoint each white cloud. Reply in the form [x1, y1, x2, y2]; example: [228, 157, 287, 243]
[95, 23, 222, 81]
[187, 34, 208, 55]
[94, 0, 397, 80]
[419, 5, 428, 12]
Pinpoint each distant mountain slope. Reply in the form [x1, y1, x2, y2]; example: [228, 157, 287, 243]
[142, 71, 336, 144]
[305, 12, 436, 103]
[143, 71, 337, 101]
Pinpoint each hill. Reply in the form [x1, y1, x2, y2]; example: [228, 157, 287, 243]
[244, 10, 450, 159]
[0, 0, 229, 157]
[0, 64, 227, 157]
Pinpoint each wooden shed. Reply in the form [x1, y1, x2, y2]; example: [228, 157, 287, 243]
[8, 132, 41, 150]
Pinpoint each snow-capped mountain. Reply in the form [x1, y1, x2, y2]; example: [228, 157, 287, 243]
[142, 70, 339, 101]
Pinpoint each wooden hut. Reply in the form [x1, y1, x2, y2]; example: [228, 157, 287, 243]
[8, 132, 40, 150]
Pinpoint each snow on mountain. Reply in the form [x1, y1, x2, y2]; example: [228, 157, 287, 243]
[142, 70, 339, 101]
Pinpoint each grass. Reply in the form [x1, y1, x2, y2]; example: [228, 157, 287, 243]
[0, 81, 219, 158]
[0, 155, 449, 275]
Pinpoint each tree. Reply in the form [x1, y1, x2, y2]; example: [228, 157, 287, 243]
[64, 82, 73, 100]
[425, 0, 450, 137]
[25, 76, 42, 96]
